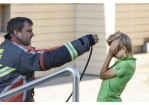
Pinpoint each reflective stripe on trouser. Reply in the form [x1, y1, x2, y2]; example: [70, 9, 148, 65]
[64, 42, 78, 60]
[0, 75, 27, 102]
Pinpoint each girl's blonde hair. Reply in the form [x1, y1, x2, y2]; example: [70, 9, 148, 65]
[107, 31, 132, 53]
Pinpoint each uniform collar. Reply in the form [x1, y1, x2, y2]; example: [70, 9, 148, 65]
[4, 33, 27, 46]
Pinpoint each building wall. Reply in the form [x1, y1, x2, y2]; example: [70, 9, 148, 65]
[10, 3, 76, 77]
[115, 3, 149, 53]
[1, 3, 148, 77]
[75, 3, 115, 75]
[8, 3, 115, 76]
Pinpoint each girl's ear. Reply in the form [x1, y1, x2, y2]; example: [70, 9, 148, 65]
[121, 45, 127, 53]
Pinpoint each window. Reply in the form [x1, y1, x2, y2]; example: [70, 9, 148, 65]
[0, 5, 3, 32]
[0, 4, 10, 35]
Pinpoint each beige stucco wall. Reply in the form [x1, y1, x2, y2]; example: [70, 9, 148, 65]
[1, 3, 149, 77]
[0, 3, 116, 77]
[75, 3, 115, 75]
[115, 3, 149, 53]
[9, 3, 116, 76]
[9, 3, 76, 77]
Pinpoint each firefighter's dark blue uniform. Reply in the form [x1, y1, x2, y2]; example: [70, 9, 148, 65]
[0, 33, 95, 102]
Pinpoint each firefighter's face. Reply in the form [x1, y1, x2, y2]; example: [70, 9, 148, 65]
[17, 22, 34, 46]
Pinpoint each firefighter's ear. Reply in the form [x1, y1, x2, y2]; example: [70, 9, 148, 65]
[13, 30, 19, 36]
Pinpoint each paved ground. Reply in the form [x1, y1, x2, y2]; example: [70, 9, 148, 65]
[34, 73, 149, 102]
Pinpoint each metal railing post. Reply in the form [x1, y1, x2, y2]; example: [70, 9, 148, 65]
[0, 66, 80, 102]
[67, 66, 80, 101]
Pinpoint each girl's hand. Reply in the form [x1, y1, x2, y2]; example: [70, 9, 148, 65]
[108, 40, 119, 57]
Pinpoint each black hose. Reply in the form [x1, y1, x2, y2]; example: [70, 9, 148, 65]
[66, 47, 93, 102]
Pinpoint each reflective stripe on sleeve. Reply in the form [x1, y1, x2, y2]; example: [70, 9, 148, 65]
[64, 42, 78, 60]
[68, 42, 78, 58]
[0, 65, 16, 77]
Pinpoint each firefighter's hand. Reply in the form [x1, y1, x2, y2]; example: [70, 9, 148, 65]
[92, 34, 99, 44]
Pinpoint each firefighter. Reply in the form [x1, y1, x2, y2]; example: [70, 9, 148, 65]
[0, 17, 99, 102]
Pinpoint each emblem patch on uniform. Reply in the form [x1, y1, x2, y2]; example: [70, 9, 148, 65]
[116, 66, 120, 70]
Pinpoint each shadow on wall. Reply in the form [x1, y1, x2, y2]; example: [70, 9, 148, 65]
[142, 38, 149, 53]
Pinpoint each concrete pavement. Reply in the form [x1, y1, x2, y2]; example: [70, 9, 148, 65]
[34, 73, 149, 102]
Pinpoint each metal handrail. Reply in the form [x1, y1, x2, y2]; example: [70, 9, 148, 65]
[0, 66, 80, 102]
